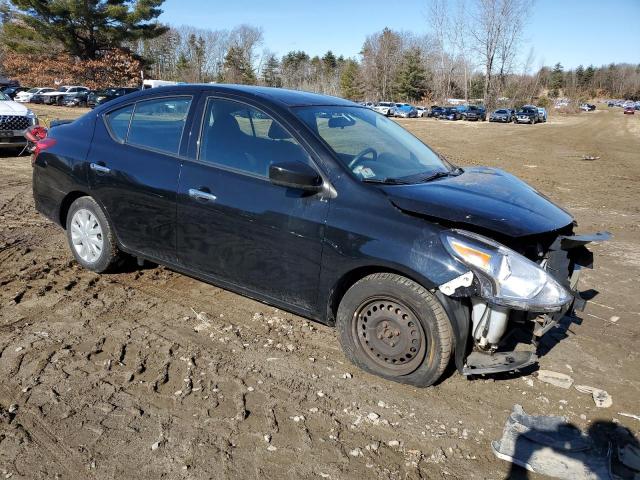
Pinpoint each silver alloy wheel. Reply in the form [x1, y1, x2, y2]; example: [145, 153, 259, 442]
[70, 208, 103, 264]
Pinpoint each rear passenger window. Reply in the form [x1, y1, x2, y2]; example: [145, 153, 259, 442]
[127, 97, 191, 155]
[106, 104, 133, 142]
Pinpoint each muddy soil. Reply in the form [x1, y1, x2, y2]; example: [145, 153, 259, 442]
[1, 105, 638, 479]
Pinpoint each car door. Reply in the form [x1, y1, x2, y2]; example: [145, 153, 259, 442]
[176, 96, 330, 312]
[87, 94, 195, 262]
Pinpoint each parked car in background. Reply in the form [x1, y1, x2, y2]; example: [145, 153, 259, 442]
[373, 102, 396, 116]
[1, 86, 30, 99]
[87, 87, 139, 108]
[536, 107, 548, 122]
[623, 106, 635, 115]
[31, 84, 605, 386]
[41, 86, 89, 105]
[394, 103, 418, 118]
[439, 107, 462, 120]
[489, 109, 513, 123]
[580, 103, 596, 112]
[428, 106, 445, 118]
[462, 105, 486, 121]
[63, 89, 94, 107]
[0, 91, 38, 150]
[415, 106, 427, 117]
[14, 87, 55, 103]
[515, 107, 540, 124]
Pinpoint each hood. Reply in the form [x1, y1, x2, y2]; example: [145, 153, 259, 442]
[0, 100, 28, 115]
[381, 167, 574, 238]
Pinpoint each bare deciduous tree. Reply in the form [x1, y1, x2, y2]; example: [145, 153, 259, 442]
[469, 0, 532, 107]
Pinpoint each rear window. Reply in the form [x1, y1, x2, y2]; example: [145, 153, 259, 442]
[119, 97, 191, 154]
[106, 104, 134, 142]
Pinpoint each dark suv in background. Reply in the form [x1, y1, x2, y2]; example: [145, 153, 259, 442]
[462, 105, 486, 121]
[515, 106, 540, 124]
[30, 85, 607, 387]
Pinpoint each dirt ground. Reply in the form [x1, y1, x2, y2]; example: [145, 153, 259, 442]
[1, 105, 638, 479]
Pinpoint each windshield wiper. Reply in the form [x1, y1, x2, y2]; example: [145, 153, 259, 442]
[362, 177, 409, 185]
[416, 168, 464, 183]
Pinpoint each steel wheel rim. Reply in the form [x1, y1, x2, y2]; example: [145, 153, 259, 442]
[70, 208, 103, 264]
[353, 297, 427, 375]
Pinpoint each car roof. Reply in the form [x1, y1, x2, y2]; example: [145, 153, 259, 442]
[127, 84, 358, 108]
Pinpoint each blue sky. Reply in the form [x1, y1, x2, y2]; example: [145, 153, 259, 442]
[159, 0, 640, 69]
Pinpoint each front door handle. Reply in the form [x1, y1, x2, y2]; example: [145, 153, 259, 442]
[188, 188, 217, 203]
[90, 163, 111, 174]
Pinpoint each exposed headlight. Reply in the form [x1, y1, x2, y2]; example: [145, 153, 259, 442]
[442, 229, 572, 312]
[25, 109, 39, 125]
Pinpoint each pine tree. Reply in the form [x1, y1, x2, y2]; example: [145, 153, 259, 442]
[549, 62, 564, 95]
[322, 50, 337, 72]
[262, 54, 281, 87]
[340, 59, 361, 100]
[575, 65, 585, 88]
[3, 0, 167, 59]
[394, 48, 427, 102]
[223, 46, 256, 85]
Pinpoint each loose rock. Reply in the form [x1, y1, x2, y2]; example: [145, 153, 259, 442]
[535, 370, 574, 389]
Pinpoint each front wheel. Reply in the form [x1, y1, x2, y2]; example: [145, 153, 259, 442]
[336, 273, 453, 387]
[66, 196, 123, 273]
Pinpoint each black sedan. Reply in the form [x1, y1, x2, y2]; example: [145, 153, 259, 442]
[438, 107, 462, 120]
[30, 85, 606, 386]
[427, 105, 444, 117]
[87, 87, 139, 108]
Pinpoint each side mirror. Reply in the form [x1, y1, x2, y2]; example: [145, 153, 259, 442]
[269, 161, 323, 192]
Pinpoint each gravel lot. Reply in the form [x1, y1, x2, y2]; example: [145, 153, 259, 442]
[1, 105, 638, 479]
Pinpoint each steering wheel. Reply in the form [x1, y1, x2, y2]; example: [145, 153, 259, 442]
[348, 147, 378, 169]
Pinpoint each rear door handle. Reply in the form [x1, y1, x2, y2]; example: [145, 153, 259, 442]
[90, 163, 111, 174]
[188, 188, 217, 203]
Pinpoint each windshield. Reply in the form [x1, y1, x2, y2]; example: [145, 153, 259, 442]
[295, 106, 451, 183]
[27, 88, 39, 93]
[0, 92, 10, 101]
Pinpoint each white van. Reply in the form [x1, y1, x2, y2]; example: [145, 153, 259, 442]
[142, 79, 178, 89]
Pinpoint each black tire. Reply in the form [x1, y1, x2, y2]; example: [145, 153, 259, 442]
[336, 273, 453, 387]
[65, 196, 123, 273]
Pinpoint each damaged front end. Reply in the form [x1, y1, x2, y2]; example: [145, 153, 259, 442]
[436, 228, 610, 376]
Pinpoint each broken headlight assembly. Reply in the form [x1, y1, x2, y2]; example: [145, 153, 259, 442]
[442, 229, 572, 312]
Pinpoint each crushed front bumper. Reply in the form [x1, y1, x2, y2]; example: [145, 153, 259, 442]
[530, 231, 612, 337]
[445, 231, 611, 376]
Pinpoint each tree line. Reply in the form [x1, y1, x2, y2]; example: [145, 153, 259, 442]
[1, 0, 639, 103]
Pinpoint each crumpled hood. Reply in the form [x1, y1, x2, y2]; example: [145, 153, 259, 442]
[381, 167, 574, 237]
[0, 100, 28, 115]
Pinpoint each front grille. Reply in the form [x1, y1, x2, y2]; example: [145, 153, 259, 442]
[0, 115, 30, 131]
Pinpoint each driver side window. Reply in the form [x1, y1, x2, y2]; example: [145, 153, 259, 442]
[198, 98, 311, 178]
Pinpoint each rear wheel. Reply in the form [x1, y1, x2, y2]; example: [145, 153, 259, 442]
[65, 196, 123, 273]
[336, 273, 453, 387]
